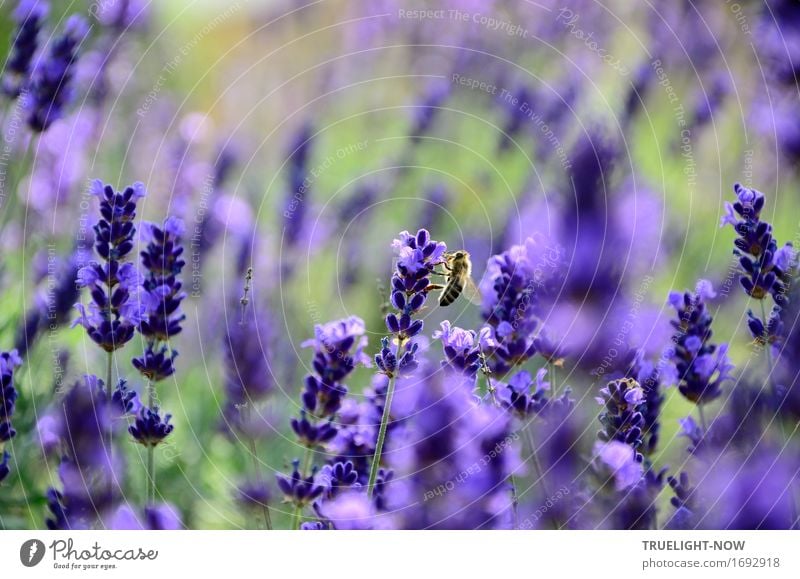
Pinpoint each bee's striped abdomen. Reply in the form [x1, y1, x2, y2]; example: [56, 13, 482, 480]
[439, 280, 463, 306]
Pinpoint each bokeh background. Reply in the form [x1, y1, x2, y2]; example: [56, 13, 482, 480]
[1, 0, 798, 529]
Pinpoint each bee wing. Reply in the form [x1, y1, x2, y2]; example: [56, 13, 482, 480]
[463, 275, 483, 305]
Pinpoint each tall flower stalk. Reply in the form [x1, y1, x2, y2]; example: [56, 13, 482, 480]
[367, 229, 445, 497]
[666, 280, 734, 431]
[74, 180, 146, 461]
[131, 217, 186, 503]
[277, 316, 368, 529]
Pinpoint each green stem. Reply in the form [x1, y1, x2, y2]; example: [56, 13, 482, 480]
[146, 377, 155, 504]
[146, 445, 155, 504]
[248, 437, 273, 530]
[367, 374, 397, 498]
[291, 448, 313, 530]
[367, 337, 404, 498]
[524, 427, 551, 499]
[106, 351, 113, 500]
[697, 404, 708, 434]
[524, 426, 558, 529]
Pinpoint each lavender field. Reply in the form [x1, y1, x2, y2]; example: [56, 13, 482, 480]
[0, 0, 799, 531]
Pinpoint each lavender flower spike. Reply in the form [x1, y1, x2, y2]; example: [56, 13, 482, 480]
[367, 229, 445, 497]
[432, 321, 496, 379]
[721, 184, 793, 304]
[0, 350, 23, 483]
[73, 181, 146, 352]
[132, 216, 187, 382]
[666, 280, 734, 405]
[2, 0, 49, 98]
[26, 15, 89, 132]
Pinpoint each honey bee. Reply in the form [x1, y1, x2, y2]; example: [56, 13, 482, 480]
[437, 250, 482, 307]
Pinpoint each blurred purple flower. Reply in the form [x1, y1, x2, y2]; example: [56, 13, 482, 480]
[26, 15, 89, 132]
[2, 0, 48, 98]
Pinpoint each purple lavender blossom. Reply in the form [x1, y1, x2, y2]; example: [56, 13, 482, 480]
[16, 250, 81, 356]
[628, 352, 663, 455]
[594, 440, 642, 492]
[2, 0, 49, 98]
[298, 316, 368, 419]
[721, 184, 794, 304]
[666, 472, 697, 530]
[0, 350, 22, 483]
[387, 372, 518, 529]
[409, 81, 450, 142]
[280, 316, 368, 526]
[497, 368, 549, 418]
[684, 444, 797, 529]
[26, 15, 89, 132]
[666, 280, 734, 405]
[109, 503, 182, 530]
[73, 181, 146, 352]
[222, 314, 274, 431]
[432, 321, 494, 379]
[45, 377, 117, 529]
[93, 0, 151, 32]
[596, 378, 646, 462]
[129, 406, 174, 447]
[386, 229, 446, 341]
[283, 122, 314, 250]
[317, 491, 388, 530]
[481, 238, 547, 373]
[276, 459, 325, 507]
[132, 216, 186, 382]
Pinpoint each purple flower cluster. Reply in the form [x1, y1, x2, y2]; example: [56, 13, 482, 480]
[0, 351, 23, 482]
[129, 406, 174, 447]
[386, 229, 446, 341]
[2, 0, 48, 98]
[596, 378, 645, 461]
[388, 372, 518, 529]
[44, 377, 116, 529]
[26, 14, 88, 132]
[666, 281, 734, 405]
[74, 181, 146, 352]
[432, 321, 494, 379]
[132, 217, 187, 382]
[496, 368, 574, 423]
[481, 238, 552, 373]
[721, 183, 794, 304]
[277, 316, 369, 522]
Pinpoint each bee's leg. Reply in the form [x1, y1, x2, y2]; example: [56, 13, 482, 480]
[425, 284, 445, 292]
